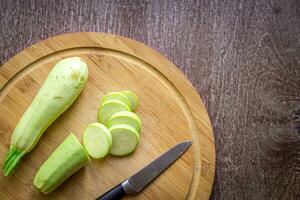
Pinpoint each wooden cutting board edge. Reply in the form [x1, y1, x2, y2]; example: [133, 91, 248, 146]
[0, 32, 215, 200]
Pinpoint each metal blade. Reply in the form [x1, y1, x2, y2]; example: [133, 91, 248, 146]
[122, 141, 192, 194]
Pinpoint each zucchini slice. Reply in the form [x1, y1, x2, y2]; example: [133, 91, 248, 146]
[121, 91, 139, 111]
[83, 123, 112, 159]
[107, 111, 141, 133]
[101, 92, 132, 110]
[98, 100, 130, 125]
[109, 124, 139, 156]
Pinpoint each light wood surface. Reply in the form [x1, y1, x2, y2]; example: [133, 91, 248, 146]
[0, 32, 215, 200]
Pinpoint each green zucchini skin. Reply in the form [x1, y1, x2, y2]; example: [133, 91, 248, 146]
[3, 57, 88, 176]
[34, 133, 90, 194]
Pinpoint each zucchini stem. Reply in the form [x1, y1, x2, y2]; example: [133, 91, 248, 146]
[3, 147, 25, 176]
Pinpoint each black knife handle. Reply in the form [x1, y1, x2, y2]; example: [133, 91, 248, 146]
[96, 183, 125, 200]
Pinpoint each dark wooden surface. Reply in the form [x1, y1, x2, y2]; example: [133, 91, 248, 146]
[0, 0, 299, 199]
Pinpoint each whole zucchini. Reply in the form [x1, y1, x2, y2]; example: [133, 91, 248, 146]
[3, 57, 88, 176]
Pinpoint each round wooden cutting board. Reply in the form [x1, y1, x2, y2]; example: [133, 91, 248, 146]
[0, 33, 215, 200]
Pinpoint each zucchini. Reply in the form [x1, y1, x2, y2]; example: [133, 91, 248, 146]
[121, 91, 139, 111]
[34, 133, 90, 194]
[101, 92, 132, 110]
[3, 57, 88, 176]
[107, 111, 142, 133]
[83, 123, 112, 159]
[98, 100, 130, 125]
[109, 124, 140, 156]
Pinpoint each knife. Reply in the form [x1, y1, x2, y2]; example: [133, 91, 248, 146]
[96, 141, 192, 200]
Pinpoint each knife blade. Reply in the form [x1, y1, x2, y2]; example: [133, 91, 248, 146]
[96, 141, 192, 200]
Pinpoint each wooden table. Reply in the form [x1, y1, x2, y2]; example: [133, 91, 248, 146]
[0, 0, 299, 199]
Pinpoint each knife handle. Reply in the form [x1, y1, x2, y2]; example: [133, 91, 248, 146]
[96, 183, 125, 200]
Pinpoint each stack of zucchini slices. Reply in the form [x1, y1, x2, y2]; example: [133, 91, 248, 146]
[83, 91, 141, 158]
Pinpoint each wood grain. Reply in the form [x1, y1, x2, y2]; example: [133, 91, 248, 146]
[0, 33, 215, 199]
[0, 0, 299, 199]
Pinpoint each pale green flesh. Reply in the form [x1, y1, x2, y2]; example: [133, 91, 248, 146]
[98, 100, 130, 125]
[101, 92, 132, 110]
[4, 57, 88, 176]
[88, 122, 112, 146]
[34, 133, 90, 194]
[83, 123, 111, 159]
[107, 111, 142, 133]
[109, 124, 139, 156]
[121, 91, 139, 111]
